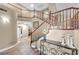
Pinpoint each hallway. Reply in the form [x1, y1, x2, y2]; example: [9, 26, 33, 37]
[0, 37, 37, 55]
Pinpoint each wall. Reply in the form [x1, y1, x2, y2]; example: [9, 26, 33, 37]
[74, 30, 79, 54]
[46, 30, 74, 42]
[0, 4, 17, 50]
[56, 3, 79, 11]
[48, 3, 57, 12]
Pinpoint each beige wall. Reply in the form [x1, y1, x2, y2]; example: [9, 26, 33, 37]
[0, 5, 17, 50]
[48, 3, 57, 13]
[47, 30, 74, 42]
[74, 30, 79, 54]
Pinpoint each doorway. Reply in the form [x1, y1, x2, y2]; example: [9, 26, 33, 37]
[17, 23, 30, 41]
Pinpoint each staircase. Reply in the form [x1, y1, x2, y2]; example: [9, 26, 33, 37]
[30, 12, 50, 47]
[31, 7, 79, 41]
[28, 7, 79, 54]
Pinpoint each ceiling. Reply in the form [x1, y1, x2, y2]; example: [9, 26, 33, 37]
[20, 3, 48, 11]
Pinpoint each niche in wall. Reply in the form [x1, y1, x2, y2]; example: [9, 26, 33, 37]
[33, 21, 39, 29]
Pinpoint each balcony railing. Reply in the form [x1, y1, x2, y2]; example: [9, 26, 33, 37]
[40, 40, 78, 55]
[50, 7, 79, 30]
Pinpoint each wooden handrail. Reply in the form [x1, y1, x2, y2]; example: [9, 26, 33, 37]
[50, 7, 79, 30]
[30, 18, 48, 35]
[35, 16, 50, 24]
[51, 7, 79, 14]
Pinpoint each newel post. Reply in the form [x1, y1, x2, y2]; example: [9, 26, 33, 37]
[49, 11, 52, 28]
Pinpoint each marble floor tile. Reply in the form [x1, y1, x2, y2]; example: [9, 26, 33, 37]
[0, 37, 37, 55]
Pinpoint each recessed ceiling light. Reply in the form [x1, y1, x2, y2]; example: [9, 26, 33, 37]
[30, 4, 34, 8]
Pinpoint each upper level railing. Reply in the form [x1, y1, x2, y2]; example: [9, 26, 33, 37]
[18, 9, 49, 19]
[50, 7, 79, 30]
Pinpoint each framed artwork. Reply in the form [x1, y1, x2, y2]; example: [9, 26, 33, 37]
[33, 21, 39, 29]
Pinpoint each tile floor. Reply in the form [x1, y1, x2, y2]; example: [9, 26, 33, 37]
[0, 37, 37, 55]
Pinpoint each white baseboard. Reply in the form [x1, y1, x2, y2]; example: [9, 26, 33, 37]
[0, 42, 19, 52]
